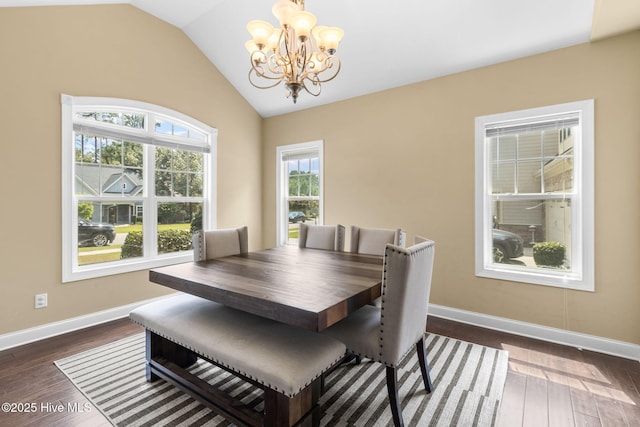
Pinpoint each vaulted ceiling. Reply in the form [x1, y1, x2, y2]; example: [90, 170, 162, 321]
[2, 0, 639, 117]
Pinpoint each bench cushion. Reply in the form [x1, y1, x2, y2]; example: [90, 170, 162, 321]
[130, 293, 346, 397]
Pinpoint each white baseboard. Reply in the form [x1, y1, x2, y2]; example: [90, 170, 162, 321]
[429, 304, 640, 362]
[0, 295, 172, 352]
[2, 299, 639, 362]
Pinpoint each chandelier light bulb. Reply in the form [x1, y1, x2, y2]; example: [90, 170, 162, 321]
[247, 20, 274, 49]
[311, 25, 328, 50]
[272, 0, 299, 27]
[289, 11, 317, 40]
[267, 28, 282, 52]
[320, 27, 344, 54]
[245, 40, 258, 55]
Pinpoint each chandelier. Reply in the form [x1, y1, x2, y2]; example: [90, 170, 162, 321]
[245, 0, 344, 103]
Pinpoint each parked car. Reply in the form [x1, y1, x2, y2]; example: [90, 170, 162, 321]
[78, 218, 116, 247]
[288, 211, 306, 223]
[493, 229, 524, 263]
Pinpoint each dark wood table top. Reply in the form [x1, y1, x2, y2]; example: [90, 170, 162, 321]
[149, 245, 383, 331]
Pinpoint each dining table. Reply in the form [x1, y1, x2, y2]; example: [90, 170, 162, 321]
[148, 245, 384, 331]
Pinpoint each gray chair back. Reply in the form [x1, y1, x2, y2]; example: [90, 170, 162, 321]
[298, 224, 345, 251]
[193, 226, 248, 261]
[350, 226, 406, 255]
[378, 238, 435, 365]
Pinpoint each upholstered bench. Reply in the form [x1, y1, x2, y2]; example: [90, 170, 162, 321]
[129, 293, 346, 427]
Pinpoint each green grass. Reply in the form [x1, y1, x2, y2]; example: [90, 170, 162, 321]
[78, 251, 122, 265]
[78, 244, 122, 253]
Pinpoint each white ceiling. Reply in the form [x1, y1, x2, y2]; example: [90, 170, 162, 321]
[2, 1, 639, 117]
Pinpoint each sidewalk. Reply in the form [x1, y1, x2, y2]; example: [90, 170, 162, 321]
[78, 233, 125, 256]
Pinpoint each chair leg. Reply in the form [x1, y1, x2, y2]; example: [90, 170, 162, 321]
[386, 366, 404, 427]
[416, 337, 434, 393]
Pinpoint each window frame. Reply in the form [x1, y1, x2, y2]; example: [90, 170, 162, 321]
[61, 94, 217, 283]
[275, 140, 324, 246]
[474, 100, 594, 291]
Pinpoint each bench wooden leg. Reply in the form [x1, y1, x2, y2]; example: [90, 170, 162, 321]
[263, 378, 321, 427]
[145, 330, 198, 382]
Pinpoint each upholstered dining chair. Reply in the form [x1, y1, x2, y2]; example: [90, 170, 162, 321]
[323, 237, 436, 427]
[350, 226, 406, 308]
[193, 226, 248, 261]
[298, 224, 345, 251]
[350, 226, 406, 255]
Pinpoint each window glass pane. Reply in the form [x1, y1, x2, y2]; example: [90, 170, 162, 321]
[100, 138, 122, 166]
[155, 120, 173, 135]
[492, 199, 571, 270]
[155, 147, 204, 197]
[309, 172, 319, 197]
[156, 147, 172, 170]
[517, 160, 542, 193]
[75, 134, 144, 197]
[173, 173, 188, 196]
[492, 162, 515, 194]
[155, 119, 206, 142]
[155, 171, 172, 196]
[173, 124, 189, 138]
[77, 203, 138, 266]
[289, 174, 300, 197]
[299, 158, 310, 173]
[75, 111, 145, 129]
[123, 141, 143, 168]
[187, 152, 203, 172]
[157, 202, 201, 254]
[188, 173, 204, 197]
[288, 159, 298, 174]
[517, 133, 541, 159]
[544, 157, 573, 192]
[310, 157, 319, 174]
[286, 200, 319, 245]
[490, 135, 516, 161]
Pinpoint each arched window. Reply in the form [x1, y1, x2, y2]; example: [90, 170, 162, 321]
[61, 95, 217, 282]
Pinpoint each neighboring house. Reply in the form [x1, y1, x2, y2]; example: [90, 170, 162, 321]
[75, 163, 143, 225]
[494, 130, 574, 251]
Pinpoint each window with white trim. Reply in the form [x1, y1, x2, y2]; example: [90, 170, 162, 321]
[62, 95, 217, 282]
[276, 141, 323, 246]
[475, 100, 594, 290]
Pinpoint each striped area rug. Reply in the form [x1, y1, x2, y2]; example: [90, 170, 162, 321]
[55, 333, 508, 426]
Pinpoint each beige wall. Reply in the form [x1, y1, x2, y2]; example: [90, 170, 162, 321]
[262, 31, 640, 345]
[0, 5, 263, 334]
[1, 4, 638, 347]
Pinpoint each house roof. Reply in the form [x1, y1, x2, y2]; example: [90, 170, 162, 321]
[75, 163, 143, 197]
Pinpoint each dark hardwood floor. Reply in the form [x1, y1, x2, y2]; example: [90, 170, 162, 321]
[0, 316, 638, 426]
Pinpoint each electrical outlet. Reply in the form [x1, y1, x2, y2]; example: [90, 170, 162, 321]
[35, 293, 48, 309]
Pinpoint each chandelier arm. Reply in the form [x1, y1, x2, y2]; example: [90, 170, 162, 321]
[249, 51, 281, 81]
[250, 60, 285, 82]
[248, 68, 285, 89]
[300, 78, 321, 97]
[312, 57, 341, 84]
